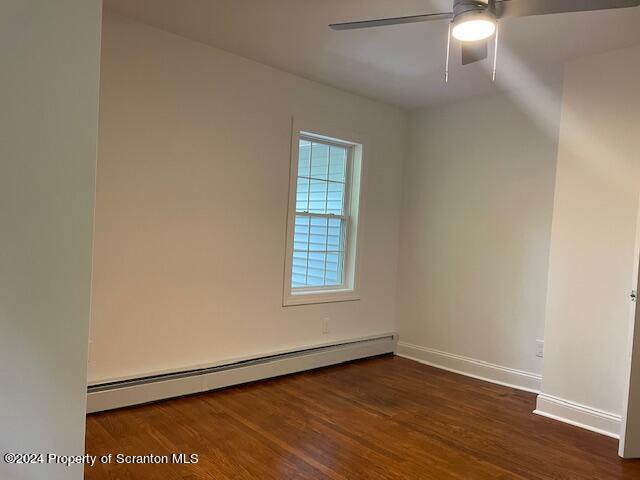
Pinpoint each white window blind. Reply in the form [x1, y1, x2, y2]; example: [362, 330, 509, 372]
[292, 138, 349, 289]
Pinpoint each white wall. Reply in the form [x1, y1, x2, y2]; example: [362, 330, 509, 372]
[540, 45, 640, 419]
[0, 1, 102, 479]
[397, 87, 562, 381]
[89, 13, 407, 383]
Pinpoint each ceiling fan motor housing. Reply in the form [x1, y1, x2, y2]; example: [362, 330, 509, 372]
[453, 0, 490, 21]
[453, 0, 496, 22]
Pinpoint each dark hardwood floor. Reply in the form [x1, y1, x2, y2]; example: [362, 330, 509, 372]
[85, 355, 640, 479]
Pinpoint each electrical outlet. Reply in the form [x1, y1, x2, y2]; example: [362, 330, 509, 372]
[536, 339, 544, 358]
[87, 338, 93, 364]
[322, 318, 330, 335]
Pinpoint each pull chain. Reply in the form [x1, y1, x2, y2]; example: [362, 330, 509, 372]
[445, 22, 452, 83]
[492, 22, 500, 82]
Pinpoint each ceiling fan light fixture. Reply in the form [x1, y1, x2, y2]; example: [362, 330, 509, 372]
[451, 11, 496, 42]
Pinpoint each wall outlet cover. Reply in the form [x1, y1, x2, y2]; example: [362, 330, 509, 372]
[322, 318, 330, 335]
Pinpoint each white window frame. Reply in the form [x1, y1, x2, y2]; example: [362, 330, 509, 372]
[283, 119, 364, 307]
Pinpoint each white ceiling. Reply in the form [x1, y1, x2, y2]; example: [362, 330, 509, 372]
[104, 0, 640, 109]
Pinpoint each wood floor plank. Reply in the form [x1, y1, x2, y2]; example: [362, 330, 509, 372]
[85, 355, 640, 479]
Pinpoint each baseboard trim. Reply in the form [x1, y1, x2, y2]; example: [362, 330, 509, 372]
[396, 341, 542, 393]
[534, 393, 621, 439]
[87, 334, 397, 413]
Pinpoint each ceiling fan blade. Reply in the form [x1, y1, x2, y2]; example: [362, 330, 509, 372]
[462, 40, 489, 65]
[496, 0, 640, 18]
[329, 12, 453, 31]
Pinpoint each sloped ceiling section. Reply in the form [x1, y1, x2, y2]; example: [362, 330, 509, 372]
[105, 0, 640, 108]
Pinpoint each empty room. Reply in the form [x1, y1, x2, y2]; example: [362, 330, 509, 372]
[4, 1, 640, 479]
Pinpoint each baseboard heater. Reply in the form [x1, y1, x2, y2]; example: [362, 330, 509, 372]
[87, 334, 397, 413]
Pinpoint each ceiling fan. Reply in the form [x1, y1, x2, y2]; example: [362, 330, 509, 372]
[330, 0, 640, 78]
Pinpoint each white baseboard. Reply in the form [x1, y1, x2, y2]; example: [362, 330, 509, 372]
[534, 393, 621, 439]
[396, 341, 542, 393]
[396, 342, 620, 439]
[87, 334, 397, 413]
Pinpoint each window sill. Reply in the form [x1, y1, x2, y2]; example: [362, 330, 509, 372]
[283, 289, 360, 307]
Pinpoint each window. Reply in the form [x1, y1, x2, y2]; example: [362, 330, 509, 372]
[283, 127, 363, 306]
